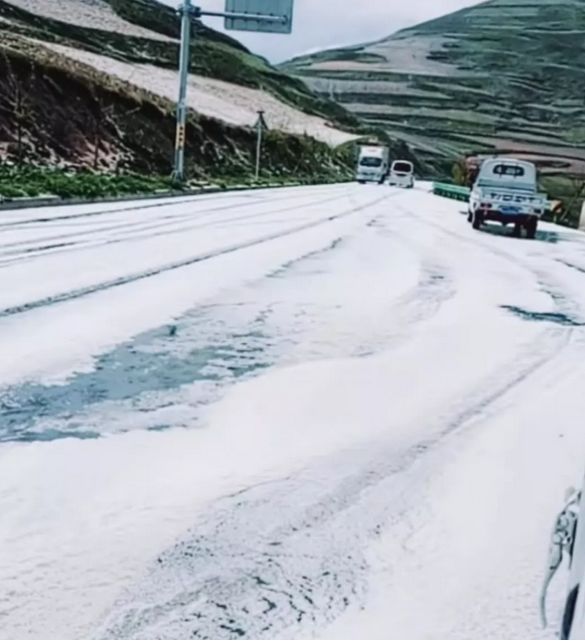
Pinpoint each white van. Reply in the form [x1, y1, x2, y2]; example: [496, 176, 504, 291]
[388, 160, 414, 188]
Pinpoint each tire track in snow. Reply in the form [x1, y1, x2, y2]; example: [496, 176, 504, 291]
[401, 200, 585, 326]
[0, 194, 349, 269]
[97, 325, 574, 640]
[0, 193, 392, 319]
[555, 258, 585, 276]
[96, 195, 575, 636]
[0, 185, 346, 231]
[0, 195, 224, 230]
[264, 207, 456, 360]
[0, 185, 347, 248]
[0, 194, 423, 443]
[351, 262, 455, 358]
[0, 189, 352, 268]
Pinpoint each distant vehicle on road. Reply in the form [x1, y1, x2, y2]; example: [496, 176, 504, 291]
[356, 145, 390, 184]
[467, 158, 547, 239]
[388, 160, 415, 189]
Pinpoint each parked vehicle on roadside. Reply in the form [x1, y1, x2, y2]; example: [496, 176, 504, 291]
[467, 158, 547, 239]
[541, 477, 584, 639]
[388, 160, 415, 188]
[356, 145, 390, 184]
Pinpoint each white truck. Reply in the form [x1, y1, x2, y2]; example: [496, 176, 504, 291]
[356, 145, 390, 184]
[467, 158, 547, 239]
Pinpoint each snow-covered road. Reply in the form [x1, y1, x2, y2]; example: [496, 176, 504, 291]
[0, 184, 584, 639]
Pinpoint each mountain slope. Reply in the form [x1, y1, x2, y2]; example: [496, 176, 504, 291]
[0, 0, 360, 135]
[283, 0, 585, 176]
[0, 0, 359, 180]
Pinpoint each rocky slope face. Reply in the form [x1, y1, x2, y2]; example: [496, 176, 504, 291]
[0, 0, 358, 179]
[284, 0, 585, 176]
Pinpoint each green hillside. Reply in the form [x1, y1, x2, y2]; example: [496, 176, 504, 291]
[283, 0, 585, 177]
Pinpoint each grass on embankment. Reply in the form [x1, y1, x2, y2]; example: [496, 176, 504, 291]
[0, 166, 349, 201]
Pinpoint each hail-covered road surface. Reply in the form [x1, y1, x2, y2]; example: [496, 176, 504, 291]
[1, 183, 584, 639]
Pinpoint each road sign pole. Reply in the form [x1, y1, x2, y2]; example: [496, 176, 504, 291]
[255, 110, 264, 181]
[173, 0, 193, 182]
[171, 1, 293, 182]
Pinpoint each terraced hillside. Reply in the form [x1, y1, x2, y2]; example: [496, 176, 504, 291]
[0, 0, 359, 181]
[284, 0, 585, 176]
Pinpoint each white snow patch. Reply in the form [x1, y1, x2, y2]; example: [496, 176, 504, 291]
[3, 0, 173, 41]
[2, 185, 585, 639]
[41, 43, 357, 146]
[322, 356, 585, 640]
[0, 185, 384, 385]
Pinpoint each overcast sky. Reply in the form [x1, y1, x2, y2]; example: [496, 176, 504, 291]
[164, 0, 482, 62]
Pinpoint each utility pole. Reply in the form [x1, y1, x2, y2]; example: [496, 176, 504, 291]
[173, 0, 196, 183]
[255, 110, 266, 181]
[171, 0, 293, 183]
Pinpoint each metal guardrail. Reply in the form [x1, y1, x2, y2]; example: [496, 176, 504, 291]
[433, 182, 471, 202]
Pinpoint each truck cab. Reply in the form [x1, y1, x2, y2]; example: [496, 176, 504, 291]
[468, 158, 547, 239]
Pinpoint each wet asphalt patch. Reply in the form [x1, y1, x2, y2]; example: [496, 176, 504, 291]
[0, 317, 272, 444]
[501, 305, 585, 327]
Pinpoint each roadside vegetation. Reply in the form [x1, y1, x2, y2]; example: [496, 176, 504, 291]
[0, 164, 351, 201]
[540, 174, 585, 228]
[0, 166, 173, 199]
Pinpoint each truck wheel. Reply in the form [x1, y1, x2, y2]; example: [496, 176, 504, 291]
[472, 210, 483, 230]
[513, 223, 523, 238]
[526, 218, 538, 240]
[467, 208, 473, 223]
